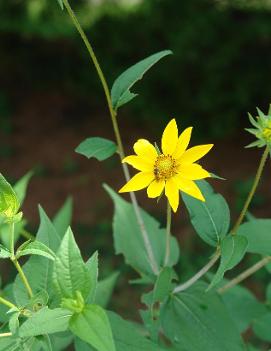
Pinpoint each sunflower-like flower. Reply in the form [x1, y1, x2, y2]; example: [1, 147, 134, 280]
[119, 119, 213, 212]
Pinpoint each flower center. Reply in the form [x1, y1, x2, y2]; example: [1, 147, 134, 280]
[262, 127, 271, 142]
[154, 155, 176, 180]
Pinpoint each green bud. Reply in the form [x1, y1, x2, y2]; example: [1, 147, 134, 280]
[246, 105, 271, 149]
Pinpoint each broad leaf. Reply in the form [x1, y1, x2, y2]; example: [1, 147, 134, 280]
[86, 251, 99, 303]
[69, 304, 115, 351]
[53, 197, 73, 239]
[221, 284, 267, 333]
[53, 227, 91, 300]
[252, 312, 271, 342]
[108, 311, 166, 351]
[104, 185, 179, 279]
[237, 219, 271, 255]
[111, 50, 172, 110]
[182, 180, 230, 247]
[19, 307, 71, 337]
[13, 206, 61, 306]
[76, 137, 117, 161]
[208, 235, 248, 289]
[0, 173, 20, 219]
[161, 283, 245, 351]
[16, 240, 56, 261]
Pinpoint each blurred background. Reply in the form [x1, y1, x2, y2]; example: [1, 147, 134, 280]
[1, 0, 271, 336]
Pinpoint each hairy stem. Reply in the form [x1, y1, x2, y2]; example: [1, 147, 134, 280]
[164, 201, 172, 267]
[231, 146, 269, 234]
[63, 0, 159, 275]
[0, 296, 17, 310]
[218, 256, 271, 294]
[173, 250, 220, 294]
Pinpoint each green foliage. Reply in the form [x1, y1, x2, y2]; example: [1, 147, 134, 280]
[104, 185, 180, 279]
[76, 137, 117, 161]
[252, 312, 271, 342]
[53, 197, 73, 239]
[208, 235, 248, 289]
[69, 304, 116, 351]
[237, 219, 271, 255]
[161, 283, 245, 351]
[16, 240, 56, 261]
[0, 173, 20, 220]
[111, 50, 172, 110]
[182, 180, 230, 247]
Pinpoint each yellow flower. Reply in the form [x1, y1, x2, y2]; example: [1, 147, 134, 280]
[119, 119, 213, 212]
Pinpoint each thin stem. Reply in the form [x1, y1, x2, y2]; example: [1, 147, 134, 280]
[12, 259, 33, 299]
[20, 229, 35, 241]
[164, 201, 172, 267]
[218, 256, 271, 294]
[231, 146, 269, 234]
[63, 0, 159, 275]
[173, 250, 220, 294]
[0, 296, 17, 310]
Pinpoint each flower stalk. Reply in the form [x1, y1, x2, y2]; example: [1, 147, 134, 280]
[62, 0, 159, 275]
[164, 201, 172, 267]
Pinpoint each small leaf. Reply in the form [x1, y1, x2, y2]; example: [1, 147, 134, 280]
[76, 137, 117, 161]
[182, 180, 230, 247]
[16, 241, 56, 261]
[69, 304, 116, 351]
[237, 219, 271, 256]
[19, 307, 71, 337]
[111, 50, 172, 110]
[0, 173, 20, 219]
[53, 227, 91, 300]
[57, 0, 64, 10]
[13, 171, 33, 205]
[208, 235, 248, 290]
[94, 272, 119, 308]
[0, 244, 11, 259]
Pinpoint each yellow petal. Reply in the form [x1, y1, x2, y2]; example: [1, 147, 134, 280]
[178, 163, 210, 180]
[122, 155, 154, 172]
[173, 175, 205, 201]
[172, 127, 193, 159]
[165, 178, 179, 213]
[161, 119, 178, 155]
[147, 180, 165, 198]
[119, 172, 154, 193]
[133, 139, 157, 162]
[178, 144, 214, 164]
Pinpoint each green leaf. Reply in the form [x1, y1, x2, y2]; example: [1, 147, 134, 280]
[76, 137, 117, 161]
[95, 272, 119, 308]
[111, 50, 172, 110]
[252, 312, 271, 342]
[19, 307, 71, 338]
[85, 251, 99, 303]
[13, 206, 61, 306]
[108, 311, 165, 351]
[104, 185, 179, 278]
[75, 338, 95, 350]
[161, 283, 245, 351]
[208, 235, 248, 290]
[53, 197, 73, 239]
[69, 304, 115, 351]
[237, 219, 271, 255]
[13, 171, 33, 205]
[16, 241, 56, 261]
[0, 244, 11, 258]
[182, 180, 230, 247]
[0, 173, 20, 219]
[221, 284, 267, 333]
[53, 227, 91, 300]
[57, 0, 64, 10]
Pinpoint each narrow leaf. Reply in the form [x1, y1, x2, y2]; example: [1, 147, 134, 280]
[16, 241, 56, 261]
[111, 50, 172, 110]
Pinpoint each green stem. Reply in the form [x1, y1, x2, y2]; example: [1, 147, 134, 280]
[10, 222, 15, 258]
[63, 0, 159, 275]
[0, 296, 17, 310]
[231, 146, 269, 234]
[218, 256, 271, 294]
[20, 229, 35, 241]
[12, 259, 33, 299]
[164, 201, 172, 267]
